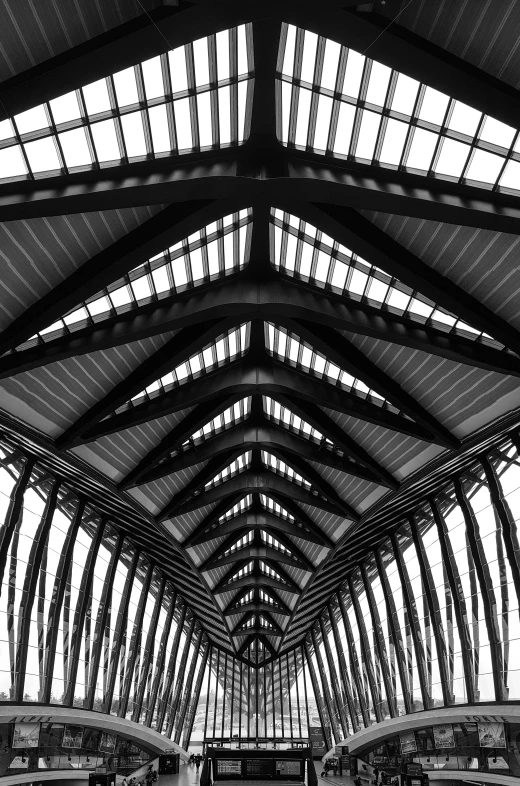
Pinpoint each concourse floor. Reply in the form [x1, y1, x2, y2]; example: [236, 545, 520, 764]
[153, 760, 362, 786]
[314, 761, 362, 786]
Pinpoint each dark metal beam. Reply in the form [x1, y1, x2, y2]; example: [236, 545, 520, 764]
[0, 200, 238, 359]
[212, 570, 302, 596]
[201, 525, 314, 572]
[202, 542, 311, 571]
[188, 509, 330, 547]
[160, 466, 353, 520]
[57, 318, 235, 449]
[297, 202, 520, 357]
[283, 317, 458, 448]
[120, 395, 243, 490]
[80, 359, 436, 445]
[3, 154, 520, 233]
[8, 273, 517, 377]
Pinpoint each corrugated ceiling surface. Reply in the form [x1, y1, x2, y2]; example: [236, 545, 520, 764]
[0, 0, 161, 81]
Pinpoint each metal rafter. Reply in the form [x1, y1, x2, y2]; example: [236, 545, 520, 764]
[2, 154, 520, 232]
[295, 202, 520, 357]
[6, 273, 518, 378]
[78, 358, 437, 445]
[160, 466, 354, 521]
[187, 508, 331, 548]
[57, 318, 237, 449]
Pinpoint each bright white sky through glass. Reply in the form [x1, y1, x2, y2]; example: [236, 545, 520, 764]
[0, 25, 252, 181]
[278, 24, 520, 192]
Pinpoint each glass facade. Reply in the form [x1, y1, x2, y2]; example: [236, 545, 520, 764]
[0, 435, 209, 746]
[303, 432, 520, 745]
[3, 428, 520, 755]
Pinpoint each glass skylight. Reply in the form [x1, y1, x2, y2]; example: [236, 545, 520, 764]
[271, 208, 503, 350]
[218, 495, 253, 524]
[222, 530, 254, 556]
[0, 26, 253, 182]
[261, 449, 312, 491]
[258, 616, 275, 629]
[260, 494, 295, 523]
[279, 24, 520, 193]
[259, 589, 281, 607]
[117, 323, 249, 412]
[203, 451, 252, 491]
[261, 530, 292, 555]
[234, 590, 255, 606]
[265, 322, 401, 414]
[18, 209, 252, 352]
[174, 397, 252, 456]
[259, 561, 286, 583]
[227, 561, 254, 583]
[263, 395, 342, 455]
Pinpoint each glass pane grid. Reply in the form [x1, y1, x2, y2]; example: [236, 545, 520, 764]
[261, 530, 292, 555]
[176, 397, 251, 455]
[116, 323, 249, 412]
[227, 561, 254, 584]
[277, 24, 520, 195]
[260, 494, 295, 523]
[260, 561, 286, 583]
[218, 495, 253, 524]
[271, 209, 503, 351]
[265, 321, 402, 414]
[261, 448, 313, 491]
[203, 451, 252, 491]
[263, 395, 348, 458]
[0, 25, 254, 183]
[223, 530, 255, 556]
[16, 210, 252, 353]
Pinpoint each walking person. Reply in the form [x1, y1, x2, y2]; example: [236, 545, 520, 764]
[195, 754, 201, 773]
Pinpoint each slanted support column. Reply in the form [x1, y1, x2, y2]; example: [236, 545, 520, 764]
[328, 601, 359, 733]
[182, 640, 210, 749]
[453, 475, 507, 701]
[145, 589, 177, 727]
[156, 604, 187, 733]
[337, 590, 370, 727]
[319, 615, 350, 738]
[304, 638, 333, 749]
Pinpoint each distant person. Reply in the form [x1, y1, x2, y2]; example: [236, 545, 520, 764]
[122, 779, 128, 786]
[353, 777, 361, 786]
[195, 754, 201, 771]
[373, 766, 379, 784]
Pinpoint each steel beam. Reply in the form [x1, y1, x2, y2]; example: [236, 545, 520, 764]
[202, 542, 311, 571]
[132, 576, 167, 723]
[118, 562, 154, 717]
[160, 467, 353, 520]
[453, 475, 507, 701]
[2, 153, 520, 233]
[136, 418, 373, 487]
[57, 318, 236, 449]
[156, 604, 187, 733]
[183, 640, 210, 748]
[85, 533, 125, 711]
[165, 616, 197, 737]
[298, 203, 520, 357]
[337, 590, 370, 726]
[15, 480, 60, 702]
[63, 520, 106, 706]
[283, 317, 458, 448]
[187, 507, 329, 547]
[119, 395, 243, 490]
[42, 498, 85, 704]
[81, 359, 436, 445]
[328, 602, 359, 733]
[319, 616, 350, 738]
[7, 273, 517, 378]
[0, 200, 241, 359]
[145, 588, 177, 727]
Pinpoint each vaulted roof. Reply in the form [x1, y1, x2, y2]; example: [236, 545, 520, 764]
[1, 0, 520, 662]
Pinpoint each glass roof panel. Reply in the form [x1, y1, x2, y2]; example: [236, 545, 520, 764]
[259, 561, 286, 583]
[218, 495, 253, 524]
[227, 561, 254, 584]
[270, 208, 504, 350]
[260, 494, 295, 523]
[261, 530, 292, 555]
[177, 397, 252, 454]
[17, 209, 252, 352]
[204, 451, 252, 491]
[0, 25, 253, 183]
[223, 530, 254, 556]
[261, 449, 312, 490]
[265, 322, 401, 414]
[278, 24, 520, 194]
[115, 324, 249, 412]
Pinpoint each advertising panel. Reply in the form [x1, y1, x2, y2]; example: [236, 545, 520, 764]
[99, 732, 117, 753]
[63, 725, 84, 748]
[309, 726, 326, 753]
[399, 731, 417, 754]
[432, 724, 454, 749]
[12, 722, 40, 748]
[478, 721, 506, 748]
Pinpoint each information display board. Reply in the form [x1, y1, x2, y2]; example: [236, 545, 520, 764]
[216, 759, 243, 778]
[275, 760, 303, 779]
[245, 758, 273, 777]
